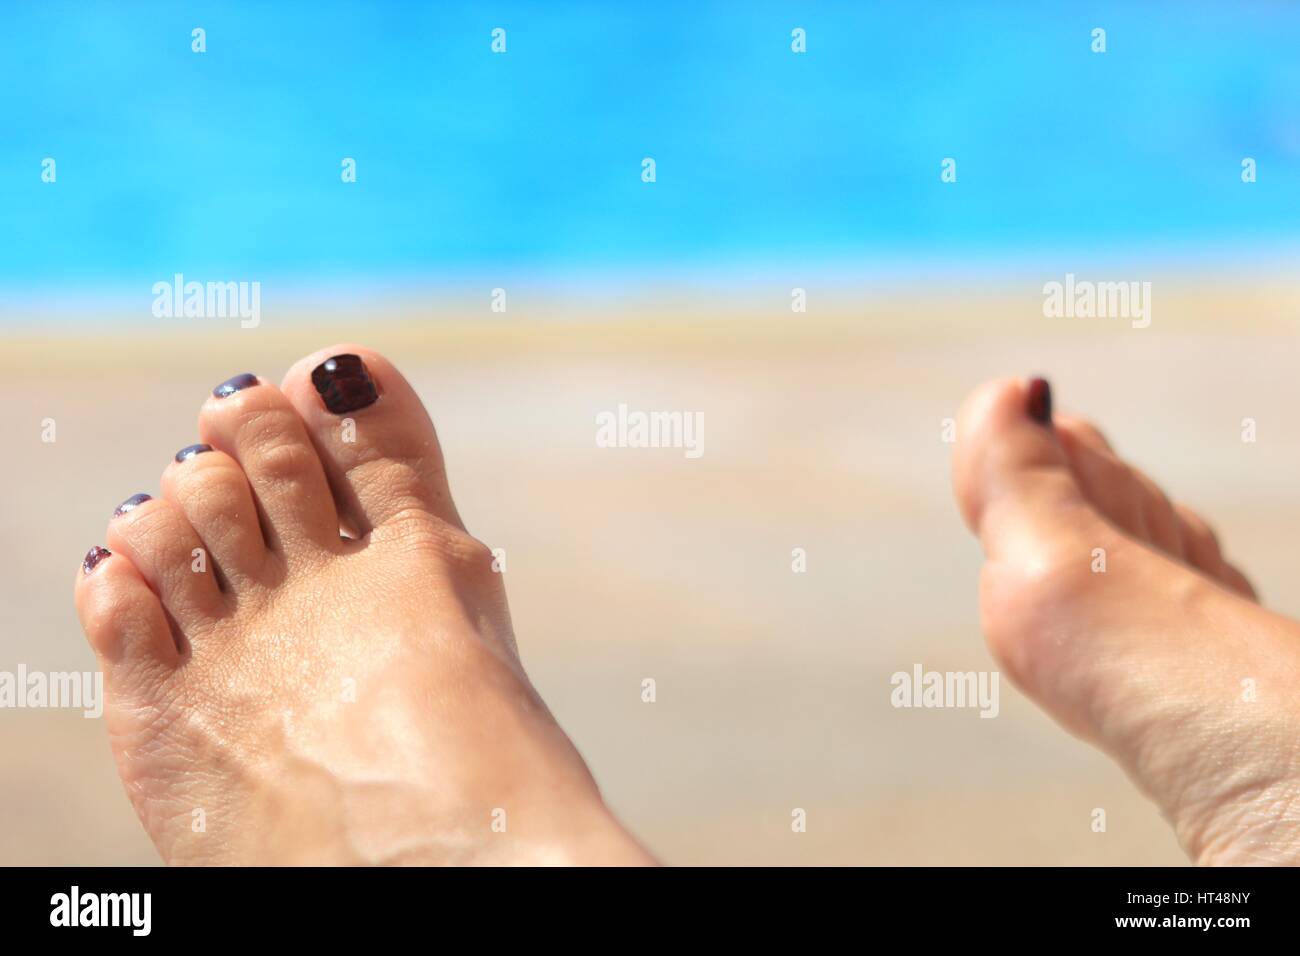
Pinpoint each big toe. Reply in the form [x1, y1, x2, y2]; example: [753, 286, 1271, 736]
[280, 345, 464, 539]
[952, 376, 1105, 568]
[951, 376, 1150, 699]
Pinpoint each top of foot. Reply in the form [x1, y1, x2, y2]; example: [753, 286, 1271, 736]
[953, 377, 1300, 866]
[75, 345, 653, 866]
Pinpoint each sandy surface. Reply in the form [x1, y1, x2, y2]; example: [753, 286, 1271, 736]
[3, 275, 1298, 865]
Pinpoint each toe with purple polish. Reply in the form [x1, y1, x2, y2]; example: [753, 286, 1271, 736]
[213, 373, 259, 399]
[82, 545, 111, 574]
[113, 493, 152, 517]
[1026, 377, 1052, 426]
[311, 354, 378, 414]
[175, 443, 213, 462]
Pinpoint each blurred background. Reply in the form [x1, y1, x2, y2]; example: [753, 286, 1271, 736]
[2, 1, 1299, 864]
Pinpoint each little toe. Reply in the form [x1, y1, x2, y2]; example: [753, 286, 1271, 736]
[1174, 502, 1257, 599]
[75, 544, 179, 669]
[1222, 563, 1258, 601]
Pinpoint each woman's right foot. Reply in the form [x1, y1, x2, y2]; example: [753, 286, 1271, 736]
[953, 377, 1300, 865]
[74, 344, 654, 866]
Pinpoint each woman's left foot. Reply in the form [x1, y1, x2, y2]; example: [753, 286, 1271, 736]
[75, 344, 654, 866]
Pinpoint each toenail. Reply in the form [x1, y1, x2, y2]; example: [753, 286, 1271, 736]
[175, 443, 213, 462]
[1027, 377, 1052, 426]
[311, 354, 378, 414]
[213, 373, 259, 398]
[113, 493, 152, 517]
[82, 545, 111, 574]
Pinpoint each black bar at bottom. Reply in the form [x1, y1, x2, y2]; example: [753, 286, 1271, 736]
[0, 866, 1289, 941]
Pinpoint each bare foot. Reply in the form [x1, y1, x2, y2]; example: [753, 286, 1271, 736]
[953, 377, 1300, 865]
[75, 345, 653, 865]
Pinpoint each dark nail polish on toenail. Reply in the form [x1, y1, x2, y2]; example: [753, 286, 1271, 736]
[175, 443, 213, 462]
[82, 546, 111, 574]
[213, 373, 258, 398]
[311, 354, 378, 414]
[113, 493, 152, 517]
[1027, 377, 1052, 426]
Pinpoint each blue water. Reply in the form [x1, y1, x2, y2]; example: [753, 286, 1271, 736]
[2, 1, 1297, 300]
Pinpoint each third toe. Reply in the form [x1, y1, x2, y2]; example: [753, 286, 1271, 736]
[162, 445, 270, 587]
